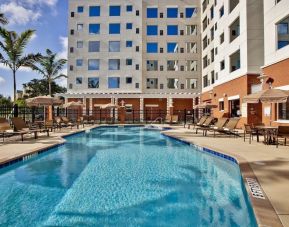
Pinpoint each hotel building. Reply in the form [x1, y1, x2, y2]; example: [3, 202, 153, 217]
[261, 0, 289, 125]
[200, 0, 265, 127]
[65, 0, 201, 120]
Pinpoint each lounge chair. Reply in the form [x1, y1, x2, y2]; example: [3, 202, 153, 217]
[195, 117, 215, 134]
[273, 126, 289, 148]
[203, 118, 229, 137]
[214, 118, 240, 137]
[171, 115, 179, 124]
[61, 116, 79, 129]
[11, 117, 49, 141]
[0, 119, 22, 142]
[165, 115, 172, 124]
[188, 116, 207, 129]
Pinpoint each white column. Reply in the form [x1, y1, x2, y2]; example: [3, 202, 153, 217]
[89, 98, 93, 116]
[167, 97, 173, 114]
[114, 97, 118, 121]
[140, 98, 144, 122]
[83, 97, 86, 115]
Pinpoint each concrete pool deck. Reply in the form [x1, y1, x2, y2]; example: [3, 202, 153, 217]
[0, 124, 288, 226]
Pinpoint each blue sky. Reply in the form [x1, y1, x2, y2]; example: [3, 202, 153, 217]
[0, 0, 68, 97]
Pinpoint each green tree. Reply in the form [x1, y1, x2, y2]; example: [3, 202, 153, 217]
[0, 94, 12, 105]
[0, 28, 41, 102]
[0, 13, 8, 25]
[23, 79, 67, 98]
[29, 49, 67, 96]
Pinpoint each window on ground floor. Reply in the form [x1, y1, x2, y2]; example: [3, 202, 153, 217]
[219, 101, 224, 111]
[229, 99, 241, 117]
[278, 102, 289, 120]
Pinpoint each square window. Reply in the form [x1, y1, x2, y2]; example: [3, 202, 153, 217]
[76, 59, 83, 67]
[126, 23, 133, 29]
[167, 25, 178, 35]
[77, 41, 83, 48]
[147, 43, 158, 53]
[109, 23, 121, 34]
[88, 59, 100, 70]
[126, 77, 132, 84]
[186, 8, 196, 18]
[167, 8, 178, 18]
[147, 8, 158, 18]
[88, 77, 99, 88]
[109, 59, 120, 70]
[109, 41, 120, 52]
[89, 6, 100, 16]
[278, 23, 288, 35]
[127, 5, 133, 12]
[76, 77, 82, 84]
[126, 41, 133, 47]
[77, 24, 83, 31]
[147, 25, 158, 36]
[110, 6, 121, 16]
[167, 42, 178, 53]
[77, 6, 84, 13]
[108, 77, 120, 88]
[88, 41, 100, 52]
[126, 59, 132, 65]
[89, 24, 100, 34]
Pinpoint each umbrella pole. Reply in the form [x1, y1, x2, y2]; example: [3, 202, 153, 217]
[270, 103, 272, 126]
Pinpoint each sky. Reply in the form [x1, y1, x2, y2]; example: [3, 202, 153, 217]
[0, 0, 68, 97]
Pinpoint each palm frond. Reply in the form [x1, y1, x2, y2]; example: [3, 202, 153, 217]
[16, 53, 42, 70]
[14, 30, 35, 57]
[0, 13, 8, 25]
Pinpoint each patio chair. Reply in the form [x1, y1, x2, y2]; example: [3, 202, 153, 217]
[203, 118, 229, 137]
[195, 117, 215, 134]
[171, 115, 179, 124]
[165, 115, 172, 124]
[11, 117, 49, 140]
[0, 119, 22, 142]
[243, 124, 259, 144]
[44, 120, 58, 132]
[273, 126, 289, 148]
[216, 118, 240, 137]
[188, 116, 207, 129]
[61, 116, 79, 129]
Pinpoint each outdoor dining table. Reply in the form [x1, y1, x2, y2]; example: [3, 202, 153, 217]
[255, 125, 278, 144]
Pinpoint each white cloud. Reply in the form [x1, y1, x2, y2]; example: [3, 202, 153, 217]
[57, 36, 68, 60]
[22, 0, 58, 7]
[30, 33, 37, 41]
[0, 2, 41, 25]
[0, 76, 5, 85]
[0, 63, 32, 72]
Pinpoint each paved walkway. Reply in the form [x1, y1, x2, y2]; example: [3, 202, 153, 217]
[162, 126, 289, 227]
[0, 125, 288, 226]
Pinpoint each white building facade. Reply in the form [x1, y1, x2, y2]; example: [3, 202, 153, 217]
[65, 0, 202, 119]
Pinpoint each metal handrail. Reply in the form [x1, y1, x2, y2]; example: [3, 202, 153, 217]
[151, 117, 163, 124]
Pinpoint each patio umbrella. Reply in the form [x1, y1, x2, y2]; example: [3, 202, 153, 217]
[63, 101, 84, 109]
[193, 103, 217, 109]
[26, 95, 63, 121]
[243, 89, 289, 125]
[94, 103, 119, 109]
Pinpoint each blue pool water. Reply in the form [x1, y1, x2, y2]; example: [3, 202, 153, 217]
[0, 127, 257, 226]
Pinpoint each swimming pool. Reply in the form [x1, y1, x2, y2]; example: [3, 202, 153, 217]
[0, 127, 257, 226]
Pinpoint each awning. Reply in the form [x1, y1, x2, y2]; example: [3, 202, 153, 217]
[145, 104, 159, 108]
[94, 103, 119, 109]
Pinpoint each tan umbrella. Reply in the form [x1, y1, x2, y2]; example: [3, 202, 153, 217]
[26, 95, 62, 107]
[94, 103, 119, 109]
[193, 103, 217, 109]
[243, 89, 289, 125]
[63, 101, 84, 109]
[26, 96, 63, 121]
[243, 89, 289, 104]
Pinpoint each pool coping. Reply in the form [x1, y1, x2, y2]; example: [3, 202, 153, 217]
[161, 131, 283, 227]
[0, 125, 283, 226]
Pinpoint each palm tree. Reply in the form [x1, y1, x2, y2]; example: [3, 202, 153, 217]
[0, 28, 41, 101]
[0, 13, 8, 25]
[29, 49, 67, 96]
